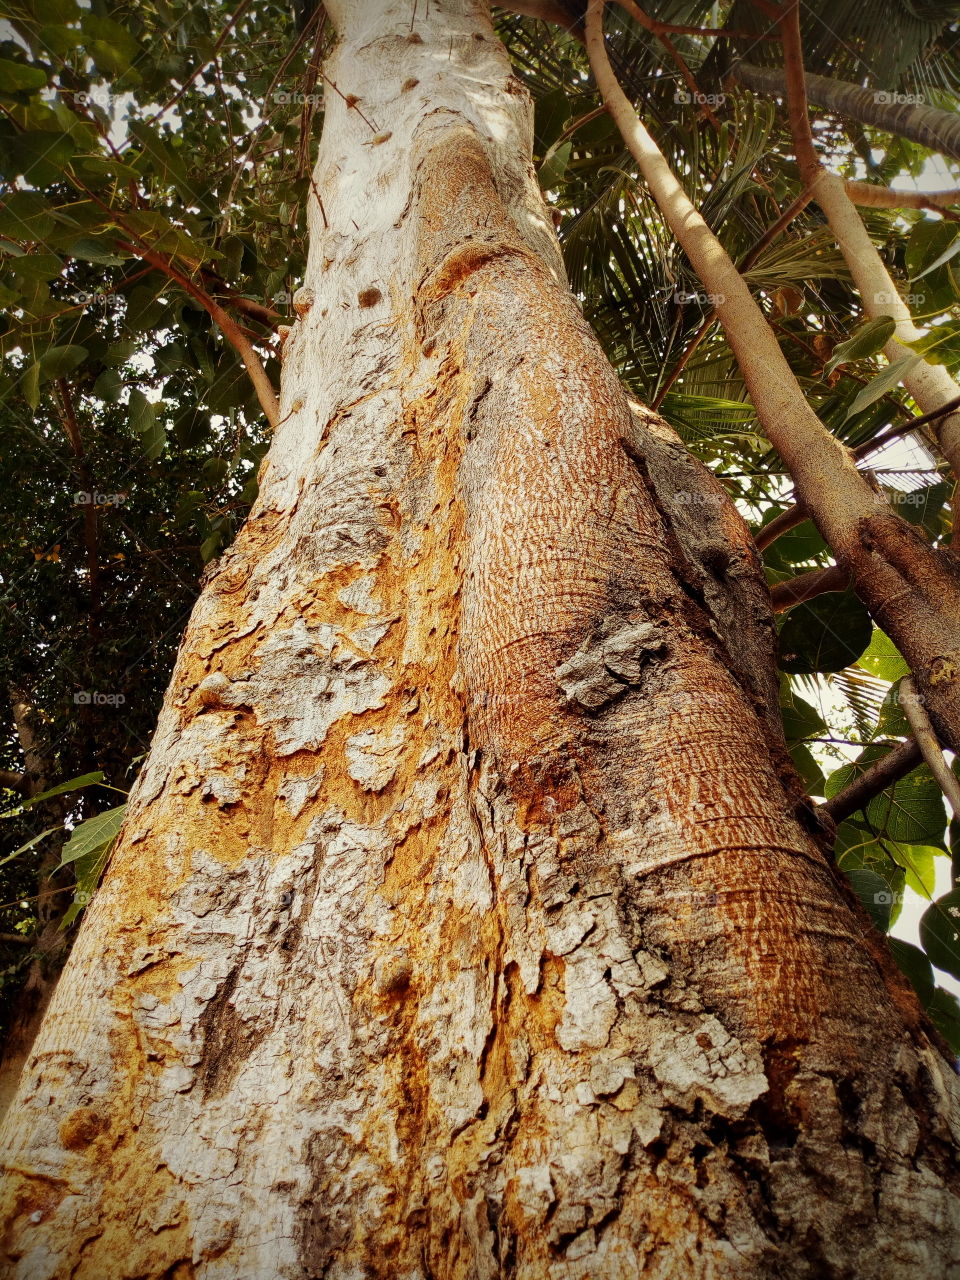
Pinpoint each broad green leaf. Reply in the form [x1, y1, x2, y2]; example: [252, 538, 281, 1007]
[789, 742, 825, 793]
[780, 686, 826, 743]
[920, 889, 960, 979]
[928, 987, 960, 1054]
[0, 59, 49, 94]
[128, 388, 157, 437]
[539, 141, 572, 191]
[39, 344, 87, 380]
[859, 629, 909, 683]
[845, 868, 896, 931]
[56, 803, 126, 868]
[21, 362, 40, 409]
[843, 355, 922, 422]
[778, 590, 872, 674]
[910, 232, 960, 282]
[888, 938, 935, 1004]
[824, 316, 896, 375]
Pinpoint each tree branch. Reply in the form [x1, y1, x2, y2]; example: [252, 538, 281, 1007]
[845, 180, 960, 220]
[900, 677, 960, 818]
[769, 564, 848, 611]
[118, 242, 279, 429]
[819, 737, 922, 827]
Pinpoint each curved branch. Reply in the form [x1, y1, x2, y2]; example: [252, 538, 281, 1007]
[118, 243, 279, 429]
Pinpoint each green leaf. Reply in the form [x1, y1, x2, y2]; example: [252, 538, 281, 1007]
[887, 842, 938, 897]
[824, 316, 897, 375]
[68, 236, 126, 266]
[56, 803, 126, 869]
[0, 826, 61, 869]
[780, 686, 826, 743]
[888, 938, 935, 1005]
[778, 589, 872, 674]
[927, 987, 960, 1054]
[867, 765, 946, 847]
[906, 220, 958, 280]
[0, 191, 55, 240]
[539, 141, 572, 191]
[39, 343, 87, 380]
[920, 889, 960, 979]
[910, 233, 960, 282]
[845, 868, 896, 931]
[128, 388, 156, 436]
[789, 742, 825, 793]
[825, 748, 946, 848]
[859, 628, 909, 683]
[0, 58, 48, 94]
[21, 770, 104, 809]
[21, 362, 40, 409]
[843, 355, 922, 422]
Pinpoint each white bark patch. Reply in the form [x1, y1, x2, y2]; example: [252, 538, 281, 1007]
[244, 618, 392, 756]
[555, 620, 665, 709]
[276, 769, 325, 818]
[345, 725, 406, 790]
[647, 1015, 767, 1117]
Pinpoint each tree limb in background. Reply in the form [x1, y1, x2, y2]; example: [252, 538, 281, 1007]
[776, 0, 960, 480]
[731, 61, 960, 162]
[117, 242, 280, 429]
[820, 737, 922, 826]
[900, 677, 960, 819]
[770, 564, 848, 612]
[584, 0, 960, 753]
[845, 181, 960, 221]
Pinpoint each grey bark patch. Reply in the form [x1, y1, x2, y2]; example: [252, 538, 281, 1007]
[555, 620, 665, 710]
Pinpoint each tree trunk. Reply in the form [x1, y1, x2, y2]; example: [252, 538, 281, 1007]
[2, 4, 959, 1277]
[732, 61, 960, 161]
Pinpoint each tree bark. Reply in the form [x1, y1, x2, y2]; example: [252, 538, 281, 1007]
[2, 3, 959, 1277]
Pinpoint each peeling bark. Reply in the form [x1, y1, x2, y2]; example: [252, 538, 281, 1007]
[2, 3, 959, 1278]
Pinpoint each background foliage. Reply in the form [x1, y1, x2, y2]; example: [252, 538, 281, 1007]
[1, 0, 959, 1047]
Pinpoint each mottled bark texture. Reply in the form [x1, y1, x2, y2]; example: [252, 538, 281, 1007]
[2, 2, 959, 1277]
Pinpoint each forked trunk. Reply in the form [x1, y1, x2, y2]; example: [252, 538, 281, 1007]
[2, 4, 959, 1277]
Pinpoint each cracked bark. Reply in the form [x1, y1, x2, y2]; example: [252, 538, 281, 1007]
[1, 3, 958, 1278]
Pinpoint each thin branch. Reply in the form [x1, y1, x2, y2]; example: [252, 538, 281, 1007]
[845, 180, 960, 220]
[900, 677, 960, 818]
[117, 242, 279, 428]
[613, 0, 721, 127]
[754, 502, 808, 551]
[55, 380, 101, 634]
[819, 737, 922, 826]
[769, 564, 848, 611]
[139, 0, 253, 135]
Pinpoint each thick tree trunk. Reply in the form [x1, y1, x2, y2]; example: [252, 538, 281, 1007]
[2, 3, 959, 1277]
